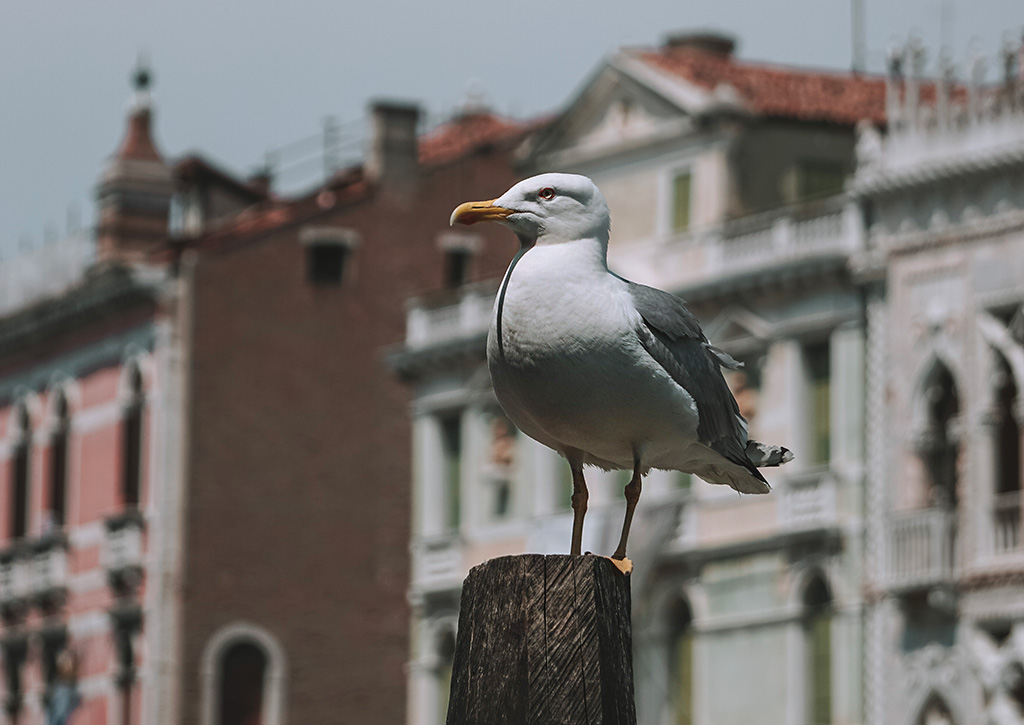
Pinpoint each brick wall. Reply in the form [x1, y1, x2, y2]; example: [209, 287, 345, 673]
[179, 148, 523, 723]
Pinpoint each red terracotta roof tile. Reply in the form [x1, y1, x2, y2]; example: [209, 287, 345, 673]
[636, 47, 888, 125]
[419, 112, 540, 166]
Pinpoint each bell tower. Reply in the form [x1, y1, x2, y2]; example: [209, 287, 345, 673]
[96, 61, 174, 262]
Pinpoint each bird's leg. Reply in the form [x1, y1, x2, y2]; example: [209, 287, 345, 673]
[611, 459, 643, 560]
[570, 465, 589, 556]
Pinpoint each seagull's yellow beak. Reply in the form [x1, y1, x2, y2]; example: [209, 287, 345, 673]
[449, 199, 516, 226]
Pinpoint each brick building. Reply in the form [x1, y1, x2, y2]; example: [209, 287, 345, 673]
[0, 66, 537, 724]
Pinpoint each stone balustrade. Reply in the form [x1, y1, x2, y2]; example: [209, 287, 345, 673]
[885, 507, 956, 591]
[411, 534, 464, 593]
[779, 469, 838, 531]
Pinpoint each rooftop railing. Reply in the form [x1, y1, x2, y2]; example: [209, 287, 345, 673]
[0, 232, 95, 317]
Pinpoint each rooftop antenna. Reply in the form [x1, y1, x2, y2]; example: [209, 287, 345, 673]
[66, 204, 81, 234]
[851, 0, 866, 73]
[939, 0, 954, 62]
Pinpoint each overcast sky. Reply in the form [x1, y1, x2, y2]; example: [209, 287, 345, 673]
[0, 0, 1019, 254]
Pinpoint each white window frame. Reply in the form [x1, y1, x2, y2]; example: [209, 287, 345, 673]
[200, 621, 287, 725]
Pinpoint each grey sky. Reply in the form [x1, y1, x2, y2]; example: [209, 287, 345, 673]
[0, 0, 1019, 254]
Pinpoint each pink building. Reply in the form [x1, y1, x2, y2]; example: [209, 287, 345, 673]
[0, 65, 536, 724]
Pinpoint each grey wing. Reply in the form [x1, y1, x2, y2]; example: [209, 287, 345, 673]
[627, 282, 767, 484]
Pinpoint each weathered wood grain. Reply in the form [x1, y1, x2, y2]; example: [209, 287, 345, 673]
[446, 554, 636, 725]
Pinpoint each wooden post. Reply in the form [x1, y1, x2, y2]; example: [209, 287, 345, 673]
[446, 554, 636, 725]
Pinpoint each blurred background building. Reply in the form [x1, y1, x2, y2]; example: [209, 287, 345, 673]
[856, 39, 1024, 725]
[0, 66, 535, 724]
[0, 22, 1022, 725]
[392, 29, 1024, 725]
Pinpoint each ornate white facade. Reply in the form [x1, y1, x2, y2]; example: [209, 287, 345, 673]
[857, 38, 1024, 725]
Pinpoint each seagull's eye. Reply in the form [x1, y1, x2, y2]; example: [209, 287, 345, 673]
[538, 187, 556, 201]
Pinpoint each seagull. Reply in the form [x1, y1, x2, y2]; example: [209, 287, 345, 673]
[450, 173, 792, 560]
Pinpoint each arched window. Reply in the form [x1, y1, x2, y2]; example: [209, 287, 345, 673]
[994, 354, 1021, 495]
[219, 641, 267, 725]
[918, 363, 960, 509]
[803, 575, 832, 725]
[668, 598, 694, 725]
[436, 627, 456, 725]
[9, 402, 31, 540]
[48, 392, 70, 530]
[201, 623, 286, 725]
[992, 353, 1022, 551]
[121, 364, 144, 508]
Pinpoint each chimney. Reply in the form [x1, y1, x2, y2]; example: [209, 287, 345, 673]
[247, 168, 273, 198]
[96, 61, 174, 263]
[366, 100, 421, 185]
[663, 31, 736, 58]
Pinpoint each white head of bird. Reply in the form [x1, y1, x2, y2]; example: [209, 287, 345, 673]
[450, 173, 610, 247]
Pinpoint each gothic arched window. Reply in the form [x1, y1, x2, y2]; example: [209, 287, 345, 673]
[48, 392, 70, 529]
[992, 353, 1022, 551]
[993, 353, 1021, 495]
[9, 402, 31, 539]
[121, 364, 144, 508]
[918, 363, 960, 509]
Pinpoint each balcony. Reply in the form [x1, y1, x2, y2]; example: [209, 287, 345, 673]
[621, 195, 860, 294]
[0, 547, 32, 617]
[0, 535, 68, 616]
[411, 534, 463, 593]
[29, 535, 68, 608]
[709, 197, 857, 277]
[405, 282, 496, 349]
[993, 491, 1023, 554]
[885, 508, 956, 591]
[103, 510, 146, 594]
[779, 469, 838, 531]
